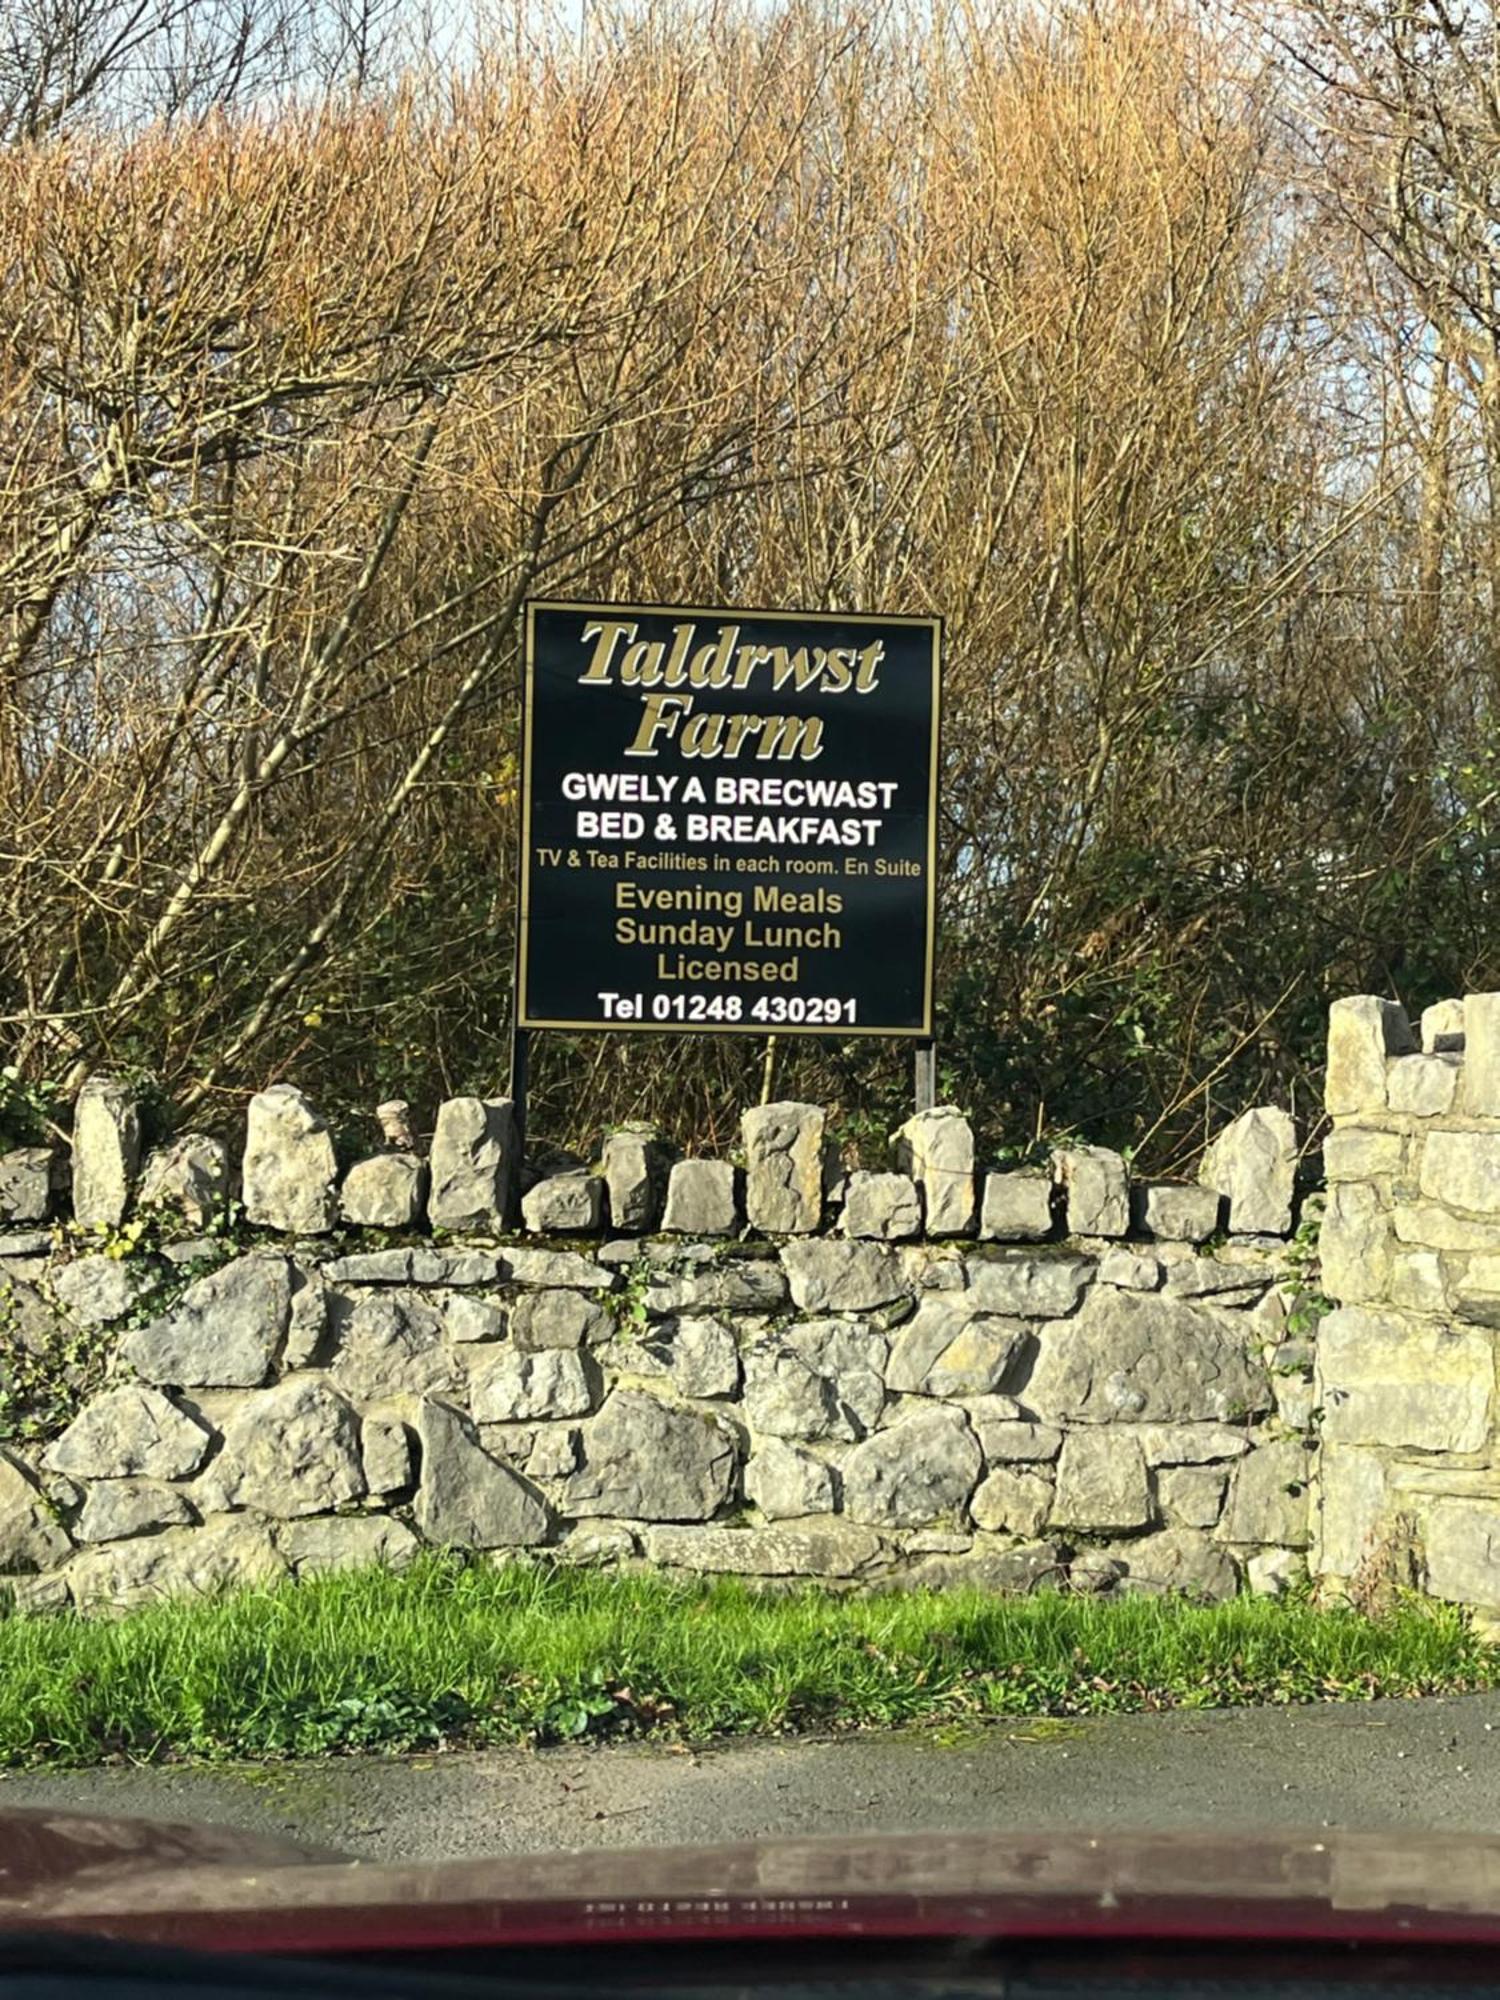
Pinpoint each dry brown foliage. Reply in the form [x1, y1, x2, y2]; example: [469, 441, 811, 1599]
[2, 0, 1498, 1166]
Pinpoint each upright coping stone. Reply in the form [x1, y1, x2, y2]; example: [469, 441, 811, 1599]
[243, 1084, 337, 1235]
[742, 1102, 825, 1234]
[893, 1106, 975, 1236]
[427, 1097, 518, 1234]
[70, 1076, 142, 1230]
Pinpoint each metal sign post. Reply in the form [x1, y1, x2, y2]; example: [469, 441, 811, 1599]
[914, 1039, 936, 1114]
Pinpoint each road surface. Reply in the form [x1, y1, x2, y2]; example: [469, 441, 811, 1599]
[4, 1694, 1499, 1862]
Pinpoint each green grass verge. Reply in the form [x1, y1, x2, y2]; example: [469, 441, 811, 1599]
[1, 1555, 1494, 1768]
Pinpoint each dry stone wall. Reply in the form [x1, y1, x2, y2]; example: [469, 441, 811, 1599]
[26, 993, 1500, 1623]
[0, 1074, 1324, 1618]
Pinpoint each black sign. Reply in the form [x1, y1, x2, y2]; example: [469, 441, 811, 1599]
[517, 600, 940, 1036]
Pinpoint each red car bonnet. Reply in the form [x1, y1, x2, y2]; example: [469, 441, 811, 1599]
[6, 1814, 1500, 1957]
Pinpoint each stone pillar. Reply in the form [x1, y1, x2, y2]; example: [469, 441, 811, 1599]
[742, 1102, 825, 1234]
[70, 1076, 142, 1228]
[893, 1106, 975, 1236]
[1314, 993, 1500, 1628]
[427, 1097, 517, 1234]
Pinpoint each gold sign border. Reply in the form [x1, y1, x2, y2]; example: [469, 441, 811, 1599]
[515, 597, 942, 1039]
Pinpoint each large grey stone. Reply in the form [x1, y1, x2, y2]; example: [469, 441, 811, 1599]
[1161, 1257, 1272, 1303]
[50, 1254, 158, 1327]
[644, 1260, 786, 1317]
[502, 1248, 613, 1290]
[1218, 1437, 1312, 1547]
[1387, 1054, 1458, 1116]
[340, 1154, 426, 1230]
[0, 1448, 70, 1571]
[742, 1102, 825, 1234]
[469, 1347, 593, 1421]
[962, 1253, 1091, 1318]
[43, 1385, 213, 1481]
[1050, 1430, 1152, 1532]
[137, 1135, 228, 1227]
[644, 1522, 882, 1576]
[562, 1391, 737, 1521]
[968, 1413, 1064, 1463]
[661, 1160, 739, 1236]
[842, 1172, 922, 1241]
[361, 1416, 413, 1495]
[1199, 1106, 1296, 1236]
[1128, 1422, 1253, 1464]
[744, 1439, 835, 1520]
[74, 1480, 194, 1544]
[979, 1172, 1052, 1242]
[242, 1085, 337, 1234]
[329, 1291, 461, 1403]
[1053, 1146, 1129, 1237]
[427, 1097, 517, 1233]
[1394, 1203, 1500, 1251]
[1098, 1248, 1161, 1291]
[522, 1173, 604, 1235]
[1024, 1287, 1270, 1425]
[781, 1239, 906, 1312]
[1101, 1527, 1238, 1602]
[70, 1077, 141, 1229]
[1460, 992, 1500, 1114]
[217, 1378, 366, 1518]
[601, 1126, 669, 1233]
[1140, 1184, 1220, 1243]
[0, 1147, 52, 1224]
[842, 1405, 981, 1527]
[744, 1321, 886, 1441]
[629, 1316, 740, 1398]
[1420, 1131, 1500, 1217]
[441, 1294, 506, 1344]
[886, 1297, 1025, 1397]
[277, 1514, 419, 1577]
[1317, 1306, 1491, 1453]
[123, 1254, 292, 1388]
[414, 1399, 552, 1547]
[1323, 1129, 1406, 1182]
[1393, 1248, 1448, 1313]
[66, 1518, 285, 1615]
[1158, 1464, 1227, 1529]
[526, 1424, 581, 1478]
[510, 1288, 612, 1350]
[1325, 996, 1414, 1115]
[894, 1107, 975, 1236]
[1316, 1445, 1389, 1577]
[1423, 1497, 1500, 1610]
[321, 1247, 497, 1285]
[1314, 1182, 1393, 1305]
[906, 1539, 1064, 1595]
[971, 1466, 1053, 1537]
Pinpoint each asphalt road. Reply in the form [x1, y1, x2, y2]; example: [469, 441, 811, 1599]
[4, 1694, 1500, 1862]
